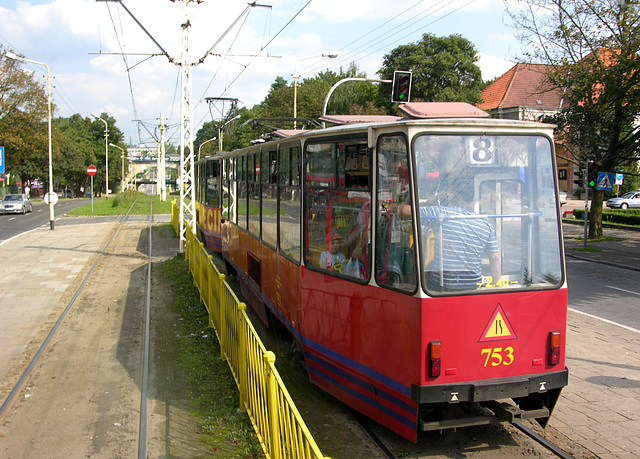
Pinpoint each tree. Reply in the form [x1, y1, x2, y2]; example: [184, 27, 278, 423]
[506, 0, 640, 239]
[324, 63, 386, 116]
[55, 114, 100, 194]
[377, 33, 484, 111]
[0, 46, 56, 190]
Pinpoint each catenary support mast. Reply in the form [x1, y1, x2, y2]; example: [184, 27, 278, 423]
[178, 2, 196, 253]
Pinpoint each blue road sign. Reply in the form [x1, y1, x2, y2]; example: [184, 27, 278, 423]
[596, 172, 615, 191]
[615, 173, 623, 185]
[0, 146, 4, 174]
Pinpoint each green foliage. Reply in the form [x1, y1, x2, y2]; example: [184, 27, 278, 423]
[573, 208, 640, 227]
[506, 0, 640, 238]
[66, 191, 173, 216]
[377, 33, 484, 111]
[160, 256, 262, 457]
[0, 45, 126, 196]
[200, 62, 383, 149]
[0, 45, 53, 186]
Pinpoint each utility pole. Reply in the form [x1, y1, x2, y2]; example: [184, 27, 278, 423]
[159, 112, 167, 202]
[96, 0, 270, 254]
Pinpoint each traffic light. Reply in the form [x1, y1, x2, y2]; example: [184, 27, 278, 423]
[587, 161, 597, 188]
[392, 70, 412, 103]
[573, 169, 584, 188]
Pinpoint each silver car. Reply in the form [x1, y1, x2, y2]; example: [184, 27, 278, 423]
[606, 191, 640, 209]
[1, 194, 33, 214]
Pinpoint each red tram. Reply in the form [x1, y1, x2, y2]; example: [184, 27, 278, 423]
[195, 102, 568, 442]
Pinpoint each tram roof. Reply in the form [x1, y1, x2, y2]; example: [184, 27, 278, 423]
[319, 114, 402, 125]
[398, 102, 490, 119]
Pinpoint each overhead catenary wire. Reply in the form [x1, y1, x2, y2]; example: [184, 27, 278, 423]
[208, 0, 314, 102]
[193, 0, 314, 129]
[105, 1, 143, 144]
[303, 0, 477, 80]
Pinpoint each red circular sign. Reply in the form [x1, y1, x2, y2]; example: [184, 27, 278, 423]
[87, 165, 97, 176]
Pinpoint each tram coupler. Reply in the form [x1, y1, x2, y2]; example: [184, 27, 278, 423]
[484, 401, 550, 423]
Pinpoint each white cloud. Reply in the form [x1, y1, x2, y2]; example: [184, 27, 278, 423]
[2, 0, 528, 144]
[477, 53, 515, 81]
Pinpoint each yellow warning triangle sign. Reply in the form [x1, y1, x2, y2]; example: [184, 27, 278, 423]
[479, 304, 517, 342]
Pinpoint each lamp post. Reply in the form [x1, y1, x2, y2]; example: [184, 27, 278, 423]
[218, 114, 241, 153]
[109, 143, 125, 192]
[293, 52, 338, 129]
[197, 137, 217, 160]
[6, 51, 55, 230]
[91, 112, 109, 199]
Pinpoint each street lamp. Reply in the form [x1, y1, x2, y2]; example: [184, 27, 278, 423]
[109, 143, 125, 192]
[197, 137, 217, 160]
[218, 114, 241, 153]
[293, 52, 338, 129]
[6, 51, 55, 230]
[91, 112, 109, 199]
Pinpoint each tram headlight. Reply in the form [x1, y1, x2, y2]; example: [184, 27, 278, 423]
[428, 341, 441, 378]
[548, 331, 561, 366]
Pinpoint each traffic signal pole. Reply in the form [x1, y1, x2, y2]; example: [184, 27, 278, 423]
[583, 178, 589, 249]
[321, 77, 391, 128]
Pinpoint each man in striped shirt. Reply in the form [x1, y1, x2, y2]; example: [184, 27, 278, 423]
[421, 202, 500, 292]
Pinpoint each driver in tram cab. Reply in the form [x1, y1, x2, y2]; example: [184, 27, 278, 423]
[400, 184, 501, 291]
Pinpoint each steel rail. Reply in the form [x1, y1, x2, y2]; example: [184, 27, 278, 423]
[137, 199, 154, 458]
[513, 421, 574, 459]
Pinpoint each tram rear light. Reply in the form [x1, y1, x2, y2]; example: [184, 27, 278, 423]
[548, 331, 561, 366]
[428, 341, 441, 378]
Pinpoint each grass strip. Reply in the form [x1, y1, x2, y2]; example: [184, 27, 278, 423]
[160, 256, 263, 457]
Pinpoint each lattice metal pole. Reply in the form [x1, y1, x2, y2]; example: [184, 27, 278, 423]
[178, 0, 196, 254]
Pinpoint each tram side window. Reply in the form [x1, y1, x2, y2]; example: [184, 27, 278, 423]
[199, 162, 206, 204]
[222, 159, 230, 221]
[304, 137, 371, 280]
[262, 150, 277, 249]
[227, 158, 236, 223]
[375, 135, 416, 292]
[279, 144, 301, 262]
[206, 160, 220, 207]
[237, 155, 247, 230]
[248, 152, 261, 238]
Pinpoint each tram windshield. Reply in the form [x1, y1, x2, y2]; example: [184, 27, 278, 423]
[413, 134, 563, 295]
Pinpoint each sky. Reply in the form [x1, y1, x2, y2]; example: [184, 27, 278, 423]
[0, 0, 529, 147]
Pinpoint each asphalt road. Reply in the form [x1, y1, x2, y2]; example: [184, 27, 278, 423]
[567, 257, 640, 329]
[0, 198, 91, 242]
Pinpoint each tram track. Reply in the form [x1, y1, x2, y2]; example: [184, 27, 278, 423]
[0, 199, 155, 458]
[348, 407, 575, 459]
[513, 421, 574, 459]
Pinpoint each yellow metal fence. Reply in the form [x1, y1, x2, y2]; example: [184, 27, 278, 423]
[174, 202, 328, 459]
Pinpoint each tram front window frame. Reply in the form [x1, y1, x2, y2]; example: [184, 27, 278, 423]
[412, 132, 563, 296]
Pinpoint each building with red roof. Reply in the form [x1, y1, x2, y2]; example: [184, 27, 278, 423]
[480, 63, 577, 195]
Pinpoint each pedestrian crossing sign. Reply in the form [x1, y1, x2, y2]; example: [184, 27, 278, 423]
[596, 172, 614, 191]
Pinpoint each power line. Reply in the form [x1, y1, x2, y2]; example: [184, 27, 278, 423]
[304, 0, 476, 79]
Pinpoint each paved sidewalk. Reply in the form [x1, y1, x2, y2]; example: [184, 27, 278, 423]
[563, 220, 640, 272]
[0, 215, 171, 401]
[555, 221, 640, 458]
[0, 219, 119, 399]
